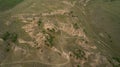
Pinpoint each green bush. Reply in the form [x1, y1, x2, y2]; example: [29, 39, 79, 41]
[73, 49, 85, 59]
[73, 23, 79, 29]
[37, 20, 42, 26]
[47, 35, 54, 47]
[2, 32, 10, 41]
[2, 32, 18, 42]
[77, 65, 81, 67]
[112, 57, 120, 63]
[10, 32, 18, 42]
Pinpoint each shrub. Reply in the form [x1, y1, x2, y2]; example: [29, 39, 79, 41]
[10, 32, 18, 42]
[73, 23, 79, 29]
[2, 32, 10, 41]
[73, 49, 85, 59]
[37, 20, 42, 26]
[2, 32, 18, 42]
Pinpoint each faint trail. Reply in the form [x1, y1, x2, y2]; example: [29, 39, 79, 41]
[0, 42, 70, 67]
[0, 44, 70, 66]
[0, 59, 68, 66]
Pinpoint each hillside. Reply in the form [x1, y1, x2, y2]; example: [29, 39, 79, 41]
[0, 0, 120, 67]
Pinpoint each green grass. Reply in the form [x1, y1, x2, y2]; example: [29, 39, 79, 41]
[0, 0, 24, 12]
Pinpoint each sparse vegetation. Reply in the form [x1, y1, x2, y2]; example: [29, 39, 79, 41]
[6, 47, 10, 52]
[47, 28, 55, 33]
[45, 33, 54, 47]
[104, 0, 115, 2]
[10, 32, 18, 42]
[112, 57, 120, 63]
[79, 36, 84, 40]
[37, 19, 42, 26]
[1, 32, 18, 43]
[73, 23, 79, 29]
[83, 29, 87, 34]
[77, 65, 81, 67]
[73, 49, 85, 59]
[2, 32, 10, 41]
[0, 0, 119, 66]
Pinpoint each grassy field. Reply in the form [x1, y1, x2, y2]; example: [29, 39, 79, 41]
[0, 0, 23, 12]
[0, 0, 120, 67]
[85, 0, 120, 55]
